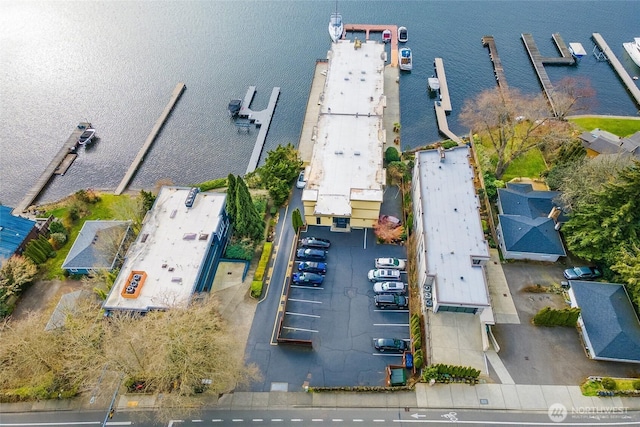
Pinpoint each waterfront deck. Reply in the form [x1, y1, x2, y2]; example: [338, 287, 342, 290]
[521, 33, 575, 117]
[432, 58, 462, 144]
[342, 24, 398, 67]
[12, 122, 90, 214]
[235, 86, 281, 174]
[592, 33, 640, 108]
[115, 83, 186, 195]
[482, 36, 508, 91]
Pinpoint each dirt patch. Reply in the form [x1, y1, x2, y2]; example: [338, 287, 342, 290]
[11, 279, 85, 321]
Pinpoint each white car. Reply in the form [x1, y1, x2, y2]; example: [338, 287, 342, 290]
[368, 269, 401, 282]
[374, 257, 406, 270]
[296, 171, 306, 189]
[373, 281, 407, 295]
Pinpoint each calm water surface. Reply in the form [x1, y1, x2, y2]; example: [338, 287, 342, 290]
[1, 1, 638, 207]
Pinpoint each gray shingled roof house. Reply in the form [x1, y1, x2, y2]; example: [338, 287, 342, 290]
[496, 183, 566, 262]
[62, 220, 132, 275]
[579, 129, 640, 159]
[568, 281, 640, 364]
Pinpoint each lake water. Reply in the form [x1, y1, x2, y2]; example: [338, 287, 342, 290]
[1, 0, 638, 207]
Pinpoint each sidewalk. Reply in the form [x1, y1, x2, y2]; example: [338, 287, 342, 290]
[3, 385, 639, 414]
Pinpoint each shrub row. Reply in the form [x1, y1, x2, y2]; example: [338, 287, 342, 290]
[309, 385, 413, 393]
[422, 363, 481, 384]
[198, 177, 227, 191]
[24, 236, 54, 264]
[250, 242, 273, 298]
[410, 314, 423, 369]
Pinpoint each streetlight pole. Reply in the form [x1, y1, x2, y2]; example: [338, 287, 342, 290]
[102, 373, 124, 427]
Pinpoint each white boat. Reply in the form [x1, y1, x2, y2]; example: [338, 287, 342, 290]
[569, 42, 587, 60]
[398, 26, 408, 43]
[328, 2, 343, 43]
[428, 76, 440, 91]
[382, 29, 391, 43]
[623, 37, 640, 68]
[77, 128, 96, 145]
[399, 47, 412, 71]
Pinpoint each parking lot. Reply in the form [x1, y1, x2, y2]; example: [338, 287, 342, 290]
[246, 225, 410, 390]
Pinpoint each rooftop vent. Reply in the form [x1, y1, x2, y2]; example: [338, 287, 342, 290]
[354, 151, 361, 156]
[335, 150, 344, 155]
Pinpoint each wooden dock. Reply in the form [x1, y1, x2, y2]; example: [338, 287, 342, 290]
[592, 33, 640, 108]
[432, 58, 462, 144]
[342, 24, 398, 67]
[521, 33, 575, 117]
[115, 83, 186, 195]
[235, 86, 281, 174]
[482, 36, 508, 91]
[12, 122, 90, 214]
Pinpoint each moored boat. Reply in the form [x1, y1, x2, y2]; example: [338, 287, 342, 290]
[569, 42, 587, 60]
[328, 2, 343, 43]
[382, 29, 391, 43]
[228, 99, 242, 117]
[428, 76, 440, 91]
[399, 47, 412, 71]
[78, 128, 96, 145]
[623, 37, 640, 68]
[398, 26, 408, 43]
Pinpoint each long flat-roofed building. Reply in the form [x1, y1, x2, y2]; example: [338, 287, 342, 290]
[412, 146, 491, 315]
[302, 39, 387, 231]
[103, 186, 230, 313]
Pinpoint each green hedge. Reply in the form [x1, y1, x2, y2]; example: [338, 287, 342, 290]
[251, 242, 273, 298]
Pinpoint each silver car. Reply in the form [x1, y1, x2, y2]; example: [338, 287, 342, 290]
[373, 281, 407, 294]
[368, 269, 401, 282]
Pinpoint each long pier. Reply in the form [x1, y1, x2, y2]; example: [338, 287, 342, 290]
[115, 83, 186, 195]
[342, 24, 399, 67]
[236, 86, 281, 174]
[433, 58, 462, 144]
[592, 33, 640, 108]
[482, 36, 508, 91]
[12, 122, 90, 214]
[521, 33, 575, 117]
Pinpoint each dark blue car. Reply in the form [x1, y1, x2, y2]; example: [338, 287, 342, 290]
[297, 261, 327, 274]
[292, 272, 325, 286]
[296, 248, 327, 261]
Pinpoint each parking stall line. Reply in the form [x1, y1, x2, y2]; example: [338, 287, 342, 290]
[372, 353, 404, 356]
[373, 323, 410, 326]
[288, 298, 322, 304]
[282, 326, 318, 333]
[290, 285, 324, 290]
[373, 309, 409, 313]
[285, 312, 320, 318]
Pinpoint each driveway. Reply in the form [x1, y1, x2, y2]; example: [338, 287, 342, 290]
[491, 261, 640, 385]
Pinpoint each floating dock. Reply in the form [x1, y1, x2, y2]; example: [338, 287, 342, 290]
[12, 122, 90, 214]
[342, 24, 398, 67]
[521, 33, 576, 117]
[592, 33, 640, 108]
[115, 83, 186, 195]
[482, 36, 509, 91]
[234, 86, 281, 174]
[433, 58, 462, 144]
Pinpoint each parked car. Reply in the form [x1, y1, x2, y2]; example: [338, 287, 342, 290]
[563, 266, 602, 280]
[296, 171, 306, 189]
[374, 294, 408, 309]
[292, 272, 325, 286]
[299, 237, 331, 249]
[297, 261, 327, 274]
[368, 268, 401, 282]
[373, 338, 409, 353]
[373, 281, 407, 295]
[296, 248, 328, 261]
[374, 257, 406, 270]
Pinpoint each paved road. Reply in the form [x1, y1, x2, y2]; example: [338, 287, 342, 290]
[2, 407, 639, 427]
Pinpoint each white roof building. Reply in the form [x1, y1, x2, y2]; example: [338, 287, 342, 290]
[302, 39, 386, 229]
[103, 186, 229, 312]
[412, 146, 491, 314]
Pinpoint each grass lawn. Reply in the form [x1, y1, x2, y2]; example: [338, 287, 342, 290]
[501, 147, 547, 182]
[569, 117, 640, 137]
[42, 193, 138, 279]
[581, 378, 639, 396]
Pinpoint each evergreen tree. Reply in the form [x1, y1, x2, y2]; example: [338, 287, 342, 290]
[256, 144, 302, 208]
[611, 243, 640, 308]
[291, 208, 304, 232]
[562, 161, 640, 265]
[226, 174, 237, 222]
[234, 177, 264, 241]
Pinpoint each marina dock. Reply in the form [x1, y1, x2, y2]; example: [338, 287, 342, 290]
[13, 122, 90, 215]
[342, 24, 398, 67]
[521, 33, 575, 117]
[236, 86, 281, 174]
[592, 33, 640, 108]
[433, 58, 462, 144]
[482, 36, 508, 91]
[115, 83, 186, 195]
